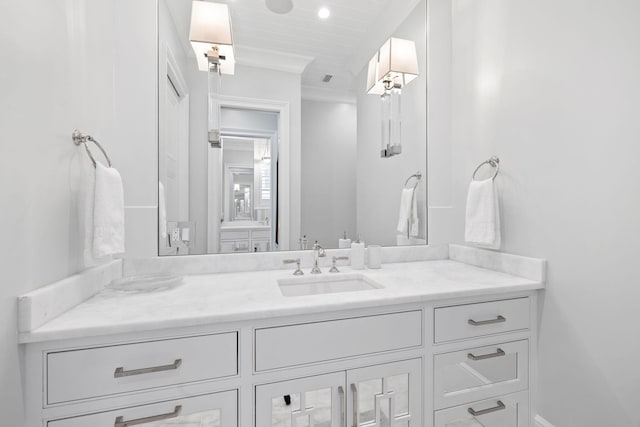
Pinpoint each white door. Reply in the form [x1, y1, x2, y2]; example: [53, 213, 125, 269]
[346, 359, 422, 427]
[256, 372, 346, 427]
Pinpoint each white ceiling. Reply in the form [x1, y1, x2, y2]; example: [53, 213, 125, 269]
[165, 0, 421, 95]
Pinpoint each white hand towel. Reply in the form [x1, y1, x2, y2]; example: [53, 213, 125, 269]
[465, 178, 501, 249]
[397, 188, 419, 236]
[158, 181, 167, 240]
[93, 163, 125, 257]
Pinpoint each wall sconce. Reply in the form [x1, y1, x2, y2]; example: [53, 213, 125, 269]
[367, 37, 419, 158]
[189, 1, 235, 74]
[190, 1, 235, 148]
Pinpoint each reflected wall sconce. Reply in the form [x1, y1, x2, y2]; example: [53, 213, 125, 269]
[190, 1, 235, 148]
[367, 37, 419, 158]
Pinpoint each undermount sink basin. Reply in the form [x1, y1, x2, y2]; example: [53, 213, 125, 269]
[278, 274, 383, 297]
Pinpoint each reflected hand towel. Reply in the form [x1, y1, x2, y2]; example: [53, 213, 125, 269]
[397, 187, 418, 236]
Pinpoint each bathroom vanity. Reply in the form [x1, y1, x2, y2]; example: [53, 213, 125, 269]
[19, 246, 545, 427]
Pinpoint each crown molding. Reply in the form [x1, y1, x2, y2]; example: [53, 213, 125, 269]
[235, 45, 314, 75]
[301, 85, 357, 104]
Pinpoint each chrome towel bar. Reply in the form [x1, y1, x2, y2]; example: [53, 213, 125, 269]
[72, 129, 112, 168]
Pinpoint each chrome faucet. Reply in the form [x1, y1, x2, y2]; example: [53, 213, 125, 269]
[311, 241, 326, 274]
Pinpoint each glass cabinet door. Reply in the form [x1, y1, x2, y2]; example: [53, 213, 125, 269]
[48, 390, 238, 427]
[346, 359, 422, 427]
[256, 372, 346, 427]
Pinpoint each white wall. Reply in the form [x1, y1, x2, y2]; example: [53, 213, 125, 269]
[448, 0, 640, 425]
[301, 100, 357, 247]
[0, 0, 156, 425]
[356, 0, 427, 247]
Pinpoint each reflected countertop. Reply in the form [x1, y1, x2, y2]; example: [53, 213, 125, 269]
[19, 258, 544, 344]
[220, 221, 270, 230]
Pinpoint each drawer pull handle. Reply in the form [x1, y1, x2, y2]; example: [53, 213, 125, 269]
[468, 315, 506, 326]
[468, 348, 505, 361]
[468, 400, 505, 417]
[114, 405, 182, 427]
[350, 383, 358, 427]
[114, 359, 182, 378]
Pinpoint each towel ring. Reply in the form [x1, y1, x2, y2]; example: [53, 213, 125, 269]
[472, 156, 500, 181]
[404, 171, 422, 188]
[72, 129, 112, 168]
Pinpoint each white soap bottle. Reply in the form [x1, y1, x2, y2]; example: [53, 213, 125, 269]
[338, 231, 352, 249]
[351, 236, 365, 270]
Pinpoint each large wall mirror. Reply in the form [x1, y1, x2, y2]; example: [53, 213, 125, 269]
[158, 0, 427, 255]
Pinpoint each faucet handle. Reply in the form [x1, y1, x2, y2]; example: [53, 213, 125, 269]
[283, 258, 304, 276]
[330, 256, 350, 273]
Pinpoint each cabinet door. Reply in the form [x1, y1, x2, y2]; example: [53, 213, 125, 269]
[346, 359, 422, 427]
[256, 372, 346, 427]
[48, 390, 237, 427]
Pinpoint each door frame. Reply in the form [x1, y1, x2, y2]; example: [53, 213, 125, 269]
[208, 96, 291, 252]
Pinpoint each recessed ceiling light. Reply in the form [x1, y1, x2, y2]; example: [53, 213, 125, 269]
[318, 7, 330, 19]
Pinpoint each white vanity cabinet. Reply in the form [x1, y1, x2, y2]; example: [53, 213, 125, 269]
[255, 359, 422, 427]
[25, 292, 538, 427]
[431, 297, 534, 427]
[220, 226, 271, 253]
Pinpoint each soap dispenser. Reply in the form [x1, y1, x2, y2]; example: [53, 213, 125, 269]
[351, 235, 365, 270]
[339, 231, 352, 249]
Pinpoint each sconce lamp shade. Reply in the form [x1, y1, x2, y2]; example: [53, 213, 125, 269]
[366, 53, 386, 95]
[367, 37, 418, 94]
[190, 1, 235, 74]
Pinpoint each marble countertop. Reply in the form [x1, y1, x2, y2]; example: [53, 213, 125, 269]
[19, 258, 543, 344]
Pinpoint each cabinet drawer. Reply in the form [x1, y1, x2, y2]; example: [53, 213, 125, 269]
[434, 390, 529, 427]
[47, 333, 237, 404]
[434, 298, 529, 343]
[220, 230, 250, 240]
[252, 230, 270, 239]
[220, 240, 250, 253]
[255, 311, 422, 371]
[48, 389, 237, 427]
[434, 340, 528, 409]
